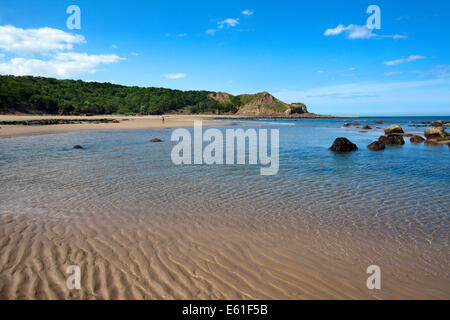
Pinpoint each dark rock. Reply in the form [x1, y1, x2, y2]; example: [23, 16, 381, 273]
[73, 145, 83, 149]
[329, 138, 358, 152]
[362, 125, 372, 130]
[378, 136, 389, 144]
[367, 141, 385, 151]
[150, 138, 162, 142]
[410, 136, 425, 143]
[375, 121, 383, 124]
[351, 123, 360, 126]
[343, 123, 350, 127]
[386, 135, 405, 145]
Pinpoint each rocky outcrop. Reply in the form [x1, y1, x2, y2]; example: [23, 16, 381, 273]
[150, 138, 162, 142]
[362, 125, 372, 130]
[329, 138, 358, 152]
[384, 125, 404, 135]
[207, 92, 232, 104]
[73, 145, 83, 149]
[367, 141, 385, 151]
[236, 92, 307, 116]
[378, 136, 389, 144]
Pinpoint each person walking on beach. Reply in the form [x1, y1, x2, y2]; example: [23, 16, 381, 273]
[162, 116, 165, 124]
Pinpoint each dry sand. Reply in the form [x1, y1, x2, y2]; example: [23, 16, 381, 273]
[0, 114, 228, 138]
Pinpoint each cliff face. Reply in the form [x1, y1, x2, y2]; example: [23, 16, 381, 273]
[208, 91, 308, 116]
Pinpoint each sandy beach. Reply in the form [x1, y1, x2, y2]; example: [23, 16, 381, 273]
[0, 115, 230, 138]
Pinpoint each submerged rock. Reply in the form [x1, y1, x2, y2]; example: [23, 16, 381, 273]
[384, 125, 404, 135]
[362, 125, 372, 130]
[386, 135, 405, 145]
[367, 141, 385, 151]
[344, 123, 350, 127]
[73, 145, 83, 149]
[150, 138, 163, 142]
[375, 120, 383, 124]
[410, 136, 425, 144]
[329, 138, 358, 152]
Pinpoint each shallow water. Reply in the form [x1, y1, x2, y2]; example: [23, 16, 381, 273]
[0, 117, 449, 299]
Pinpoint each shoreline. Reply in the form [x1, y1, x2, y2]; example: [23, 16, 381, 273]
[0, 113, 356, 139]
[0, 115, 231, 138]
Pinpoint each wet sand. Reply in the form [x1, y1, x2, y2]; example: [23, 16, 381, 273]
[1, 208, 448, 299]
[0, 115, 228, 138]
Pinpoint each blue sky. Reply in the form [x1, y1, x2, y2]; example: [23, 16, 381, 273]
[0, 0, 449, 115]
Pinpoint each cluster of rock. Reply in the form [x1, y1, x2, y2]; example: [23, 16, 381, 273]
[331, 123, 449, 152]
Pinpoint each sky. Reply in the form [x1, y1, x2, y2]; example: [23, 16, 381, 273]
[0, 0, 449, 116]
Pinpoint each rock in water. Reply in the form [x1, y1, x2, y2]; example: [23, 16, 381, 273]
[362, 124, 372, 130]
[73, 145, 83, 149]
[410, 136, 425, 144]
[329, 138, 358, 152]
[430, 120, 443, 127]
[378, 136, 389, 144]
[344, 123, 350, 127]
[424, 127, 448, 141]
[386, 135, 405, 145]
[367, 141, 385, 150]
[150, 138, 162, 142]
[384, 125, 404, 135]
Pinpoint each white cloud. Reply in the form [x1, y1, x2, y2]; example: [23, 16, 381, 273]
[130, 52, 139, 56]
[0, 52, 124, 78]
[164, 73, 187, 79]
[324, 24, 406, 40]
[317, 70, 325, 73]
[218, 18, 239, 29]
[347, 67, 356, 71]
[242, 9, 254, 16]
[324, 24, 375, 39]
[205, 29, 217, 35]
[178, 33, 188, 37]
[0, 25, 85, 54]
[324, 24, 347, 36]
[112, 44, 118, 49]
[384, 55, 426, 66]
[383, 71, 403, 76]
